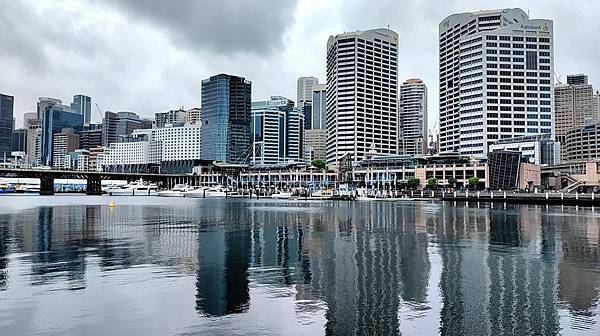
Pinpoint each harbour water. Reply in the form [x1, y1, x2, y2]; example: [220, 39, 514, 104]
[0, 196, 599, 335]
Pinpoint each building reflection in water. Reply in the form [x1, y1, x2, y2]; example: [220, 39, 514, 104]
[0, 200, 600, 334]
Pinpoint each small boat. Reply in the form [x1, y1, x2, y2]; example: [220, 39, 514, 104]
[0, 184, 16, 194]
[22, 184, 40, 193]
[157, 184, 194, 197]
[186, 185, 228, 198]
[271, 190, 293, 199]
[107, 179, 158, 196]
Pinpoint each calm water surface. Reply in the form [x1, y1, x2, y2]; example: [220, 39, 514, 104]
[0, 196, 599, 335]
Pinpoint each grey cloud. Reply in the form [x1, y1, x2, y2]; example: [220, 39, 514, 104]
[102, 0, 299, 56]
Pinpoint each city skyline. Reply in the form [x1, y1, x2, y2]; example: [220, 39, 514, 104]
[2, 1, 600, 130]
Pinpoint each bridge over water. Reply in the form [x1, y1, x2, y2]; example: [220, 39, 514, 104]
[0, 168, 226, 195]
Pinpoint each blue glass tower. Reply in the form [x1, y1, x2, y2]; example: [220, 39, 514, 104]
[201, 74, 252, 163]
[41, 106, 84, 166]
[71, 95, 92, 125]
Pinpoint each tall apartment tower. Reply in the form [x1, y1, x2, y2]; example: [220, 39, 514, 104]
[555, 74, 597, 160]
[326, 28, 399, 165]
[201, 74, 252, 163]
[71, 95, 92, 125]
[399, 79, 428, 156]
[439, 9, 527, 154]
[0, 93, 14, 160]
[297, 76, 319, 106]
[440, 9, 554, 158]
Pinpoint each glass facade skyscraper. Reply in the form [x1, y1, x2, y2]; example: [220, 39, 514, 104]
[41, 106, 83, 166]
[71, 95, 92, 125]
[0, 93, 14, 160]
[201, 74, 252, 163]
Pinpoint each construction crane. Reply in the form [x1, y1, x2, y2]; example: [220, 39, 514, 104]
[95, 103, 104, 122]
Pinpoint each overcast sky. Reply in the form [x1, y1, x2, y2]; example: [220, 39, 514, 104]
[2, 0, 599, 130]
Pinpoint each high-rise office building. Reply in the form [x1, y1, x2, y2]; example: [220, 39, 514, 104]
[102, 111, 143, 147]
[304, 129, 327, 162]
[80, 124, 103, 150]
[41, 105, 84, 166]
[0, 93, 14, 160]
[439, 9, 529, 154]
[326, 28, 399, 165]
[155, 109, 187, 128]
[594, 91, 600, 119]
[310, 84, 327, 129]
[52, 128, 80, 168]
[439, 9, 554, 158]
[297, 76, 319, 106]
[399, 78, 428, 155]
[23, 112, 38, 128]
[37, 97, 62, 120]
[71, 95, 92, 125]
[186, 108, 201, 124]
[12, 128, 27, 153]
[250, 96, 304, 165]
[201, 74, 252, 163]
[566, 74, 588, 86]
[554, 74, 597, 160]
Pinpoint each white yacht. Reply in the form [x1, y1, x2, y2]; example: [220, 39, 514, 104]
[157, 184, 194, 197]
[107, 180, 158, 196]
[186, 185, 228, 198]
[271, 190, 294, 199]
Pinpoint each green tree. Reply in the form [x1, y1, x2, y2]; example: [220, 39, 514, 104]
[407, 177, 420, 190]
[468, 176, 480, 189]
[311, 159, 326, 170]
[427, 177, 438, 189]
[447, 177, 457, 187]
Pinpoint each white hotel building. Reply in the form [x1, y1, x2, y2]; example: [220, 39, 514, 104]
[439, 9, 554, 158]
[100, 124, 201, 169]
[326, 28, 399, 165]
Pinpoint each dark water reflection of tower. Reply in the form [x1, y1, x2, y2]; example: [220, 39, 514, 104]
[195, 202, 251, 317]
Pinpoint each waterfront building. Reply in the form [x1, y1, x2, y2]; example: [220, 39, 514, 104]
[564, 122, 600, 162]
[439, 9, 556, 157]
[79, 124, 103, 150]
[201, 74, 252, 163]
[250, 96, 303, 165]
[101, 124, 201, 173]
[311, 84, 327, 129]
[352, 154, 488, 190]
[135, 124, 202, 162]
[71, 94, 92, 125]
[555, 74, 597, 161]
[399, 78, 428, 156]
[0, 93, 14, 160]
[155, 109, 187, 128]
[12, 128, 27, 153]
[52, 128, 80, 169]
[41, 104, 83, 166]
[304, 129, 327, 162]
[186, 107, 201, 124]
[488, 134, 559, 165]
[101, 111, 143, 146]
[326, 28, 399, 165]
[101, 138, 154, 172]
[297, 76, 319, 107]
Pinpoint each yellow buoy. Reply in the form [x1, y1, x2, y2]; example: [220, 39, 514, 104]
[109, 201, 116, 208]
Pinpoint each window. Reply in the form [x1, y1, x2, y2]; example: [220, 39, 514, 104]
[526, 51, 537, 70]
